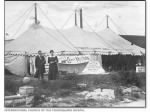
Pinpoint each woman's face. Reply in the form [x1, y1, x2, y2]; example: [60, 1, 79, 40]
[50, 52, 54, 56]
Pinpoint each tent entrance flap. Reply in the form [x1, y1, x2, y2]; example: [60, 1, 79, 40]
[5, 54, 28, 76]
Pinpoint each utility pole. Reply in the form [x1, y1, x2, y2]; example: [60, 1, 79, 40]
[34, 3, 38, 24]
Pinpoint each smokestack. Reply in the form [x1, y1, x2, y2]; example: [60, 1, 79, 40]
[75, 9, 77, 26]
[80, 8, 83, 29]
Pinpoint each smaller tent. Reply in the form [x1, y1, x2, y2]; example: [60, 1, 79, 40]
[98, 28, 145, 55]
[97, 28, 145, 71]
[120, 35, 145, 48]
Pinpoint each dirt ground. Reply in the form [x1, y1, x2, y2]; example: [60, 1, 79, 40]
[4, 72, 146, 107]
[113, 99, 145, 107]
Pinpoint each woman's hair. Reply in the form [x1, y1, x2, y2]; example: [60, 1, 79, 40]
[50, 50, 54, 53]
[38, 50, 42, 53]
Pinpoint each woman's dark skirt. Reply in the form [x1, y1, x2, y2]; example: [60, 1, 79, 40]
[48, 64, 58, 80]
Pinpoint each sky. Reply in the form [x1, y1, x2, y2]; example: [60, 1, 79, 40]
[5, 1, 145, 39]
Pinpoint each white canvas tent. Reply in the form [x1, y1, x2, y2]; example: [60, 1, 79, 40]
[61, 26, 145, 55]
[5, 24, 108, 75]
[5, 24, 80, 76]
[5, 24, 78, 54]
[5, 24, 145, 76]
[61, 26, 119, 55]
[97, 28, 145, 55]
[5, 3, 145, 76]
[62, 26, 112, 50]
[57, 26, 145, 74]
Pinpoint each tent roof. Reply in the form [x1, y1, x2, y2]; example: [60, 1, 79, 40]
[97, 28, 145, 55]
[5, 24, 145, 55]
[62, 26, 118, 53]
[5, 24, 78, 54]
[62, 26, 118, 55]
[62, 27, 144, 55]
[120, 35, 145, 48]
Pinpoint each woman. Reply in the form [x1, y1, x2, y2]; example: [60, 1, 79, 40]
[48, 50, 58, 80]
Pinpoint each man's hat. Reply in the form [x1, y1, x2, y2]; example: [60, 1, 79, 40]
[38, 50, 42, 53]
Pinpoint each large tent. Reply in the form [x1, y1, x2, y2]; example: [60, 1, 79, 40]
[5, 23, 110, 75]
[5, 24, 78, 54]
[5, 24, 145, 76]
[5, 24, 110, 75]
[5, 24, 79, 75]
[5, 3, 145, 76]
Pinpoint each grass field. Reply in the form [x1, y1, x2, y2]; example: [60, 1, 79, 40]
[4, 71, 146, 107]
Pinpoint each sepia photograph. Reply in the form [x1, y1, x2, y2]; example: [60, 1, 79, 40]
[4, 0, 146, 108]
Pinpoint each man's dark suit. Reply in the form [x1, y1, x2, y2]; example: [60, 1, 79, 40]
[35, 55, 46, 79]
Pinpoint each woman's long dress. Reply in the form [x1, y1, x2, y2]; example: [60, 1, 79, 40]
[48, 56, 58, 80]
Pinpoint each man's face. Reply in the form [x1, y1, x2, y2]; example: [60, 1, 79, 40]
[38, 51, 42, 56]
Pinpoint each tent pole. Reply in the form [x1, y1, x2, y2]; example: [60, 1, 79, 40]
[75, 9, 77, 26]
[34, 3, 38, 24]
[80, 8, 83, 29]
[106, 15, 109, 28]
[25, 51, 30, 76]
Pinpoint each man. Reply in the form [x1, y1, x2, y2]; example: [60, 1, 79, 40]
[35, 50, 46, 80]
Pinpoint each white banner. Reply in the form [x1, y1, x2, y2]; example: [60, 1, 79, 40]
[30, 55, 90, 74]
[58, 55, 90, 64]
